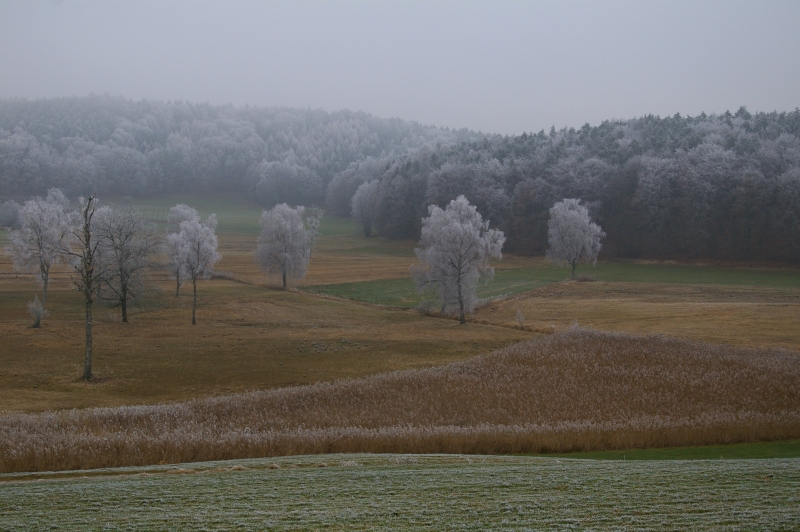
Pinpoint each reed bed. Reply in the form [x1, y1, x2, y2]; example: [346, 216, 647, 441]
[2, 328, 799, 473]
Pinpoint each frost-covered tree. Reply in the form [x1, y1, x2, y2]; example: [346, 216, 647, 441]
[546, 198, 605, 278]
[165, 204, 199, 296]
[166, 203, 199, 234]
[174, 214, 221, 325]
[95, 207, 160, 323]
[255, 204, 321, 288]
[5, 189, 73, 327]
[412, 195, 505, 324]
[351, 179, 380, 237]
[45, 187, 70, 210]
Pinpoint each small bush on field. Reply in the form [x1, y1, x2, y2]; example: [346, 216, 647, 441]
[26, 297, 48, 323]
[1, 329, 799, 473]
[576, 273, 596, 282]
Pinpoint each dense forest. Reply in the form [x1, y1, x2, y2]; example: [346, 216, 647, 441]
[0, 95, 481, 204]
[335, 107, 800, 263]
[1, 96, 799, 263]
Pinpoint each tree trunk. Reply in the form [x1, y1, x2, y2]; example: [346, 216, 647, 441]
[457, 282, 465, 325]
[192, 277, 197, 325]
[83, 295, 93, 381]
[33, 267, 49, 329]
[121, 295, 128, 323]
[571, 261, 577, 279]
[175, 273, 180, 297]
[282, 269, 287, 289]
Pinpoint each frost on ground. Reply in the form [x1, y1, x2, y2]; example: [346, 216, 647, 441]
[1, 454, 798, 531]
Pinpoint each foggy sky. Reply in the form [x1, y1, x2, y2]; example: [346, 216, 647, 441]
[1, 0, 798, 135]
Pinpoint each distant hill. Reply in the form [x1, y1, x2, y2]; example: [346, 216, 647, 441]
[0, 95, 483, 204]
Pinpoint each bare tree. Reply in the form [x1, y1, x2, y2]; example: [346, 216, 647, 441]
[255, 204, 321, 288]
[412, 195, 505, 324]
[174, 215, 221, 325]
[165, 204, 199, 296]
[546, 198, 605, 279]
[62, 195, 106, 381]
[351, 179, 380, 237]
[5, 190, 73, 328]
[95, 206, 160, 323]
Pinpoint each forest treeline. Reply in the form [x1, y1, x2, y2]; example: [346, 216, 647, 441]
[0, 95, 480, 203]
[330, 107, 800, 263]
[2, 96, 799, 262]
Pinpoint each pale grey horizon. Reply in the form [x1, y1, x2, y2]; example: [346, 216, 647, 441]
[0, 0, 798, 135]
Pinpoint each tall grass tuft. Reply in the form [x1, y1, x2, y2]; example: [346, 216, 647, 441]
[1, 329, 799, 473]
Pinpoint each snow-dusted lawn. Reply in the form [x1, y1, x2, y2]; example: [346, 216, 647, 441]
[2, 454, 798, 530]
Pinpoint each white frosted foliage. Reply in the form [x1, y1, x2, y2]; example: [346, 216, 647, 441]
[412, 195, 505, 324]
[351, 179, 380, 237]
[546, 198, 605, 278]
[166, 204, 200, 235]
[255, 204, 321, 288]
[4, 189, 73, 327]
[171, 213, 221, 324]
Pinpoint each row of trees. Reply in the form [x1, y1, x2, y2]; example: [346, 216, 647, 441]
[6, 188, 601, 383]
[4, 191, 327, 379]
[5, 193, 225, 379]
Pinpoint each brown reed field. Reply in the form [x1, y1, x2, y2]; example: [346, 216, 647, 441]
[1, 328, 798, 473]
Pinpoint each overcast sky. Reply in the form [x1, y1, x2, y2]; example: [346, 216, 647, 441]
[1, 0, 798, 135]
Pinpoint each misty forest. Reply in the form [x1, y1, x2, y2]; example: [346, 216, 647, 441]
[2, 96, 799, 263]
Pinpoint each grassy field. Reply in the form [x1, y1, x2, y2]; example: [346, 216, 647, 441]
[2, 454, 798, 530]
[304, 259, 800, 308]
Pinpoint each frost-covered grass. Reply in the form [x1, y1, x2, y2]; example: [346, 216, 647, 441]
[2, 454, 798, 530]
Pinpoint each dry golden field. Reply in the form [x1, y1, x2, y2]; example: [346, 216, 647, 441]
[473, 279, 800, 349]
[0, 227, 533, 414]
[2, 328, 797, 473]
[2, 206, 800, 416]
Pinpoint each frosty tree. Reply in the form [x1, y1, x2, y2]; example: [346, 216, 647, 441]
[351, 179, 380, 237]
[165, 204, 200, 296]
[95, 206, 160, 323]
[166, 203, 200, 234]
[173, 214, 221, 325]
[412, 195, 505, 324]
[255, 204, 321, 288]
[5, 189, 73, 328]
[546, 198, 605, 279]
